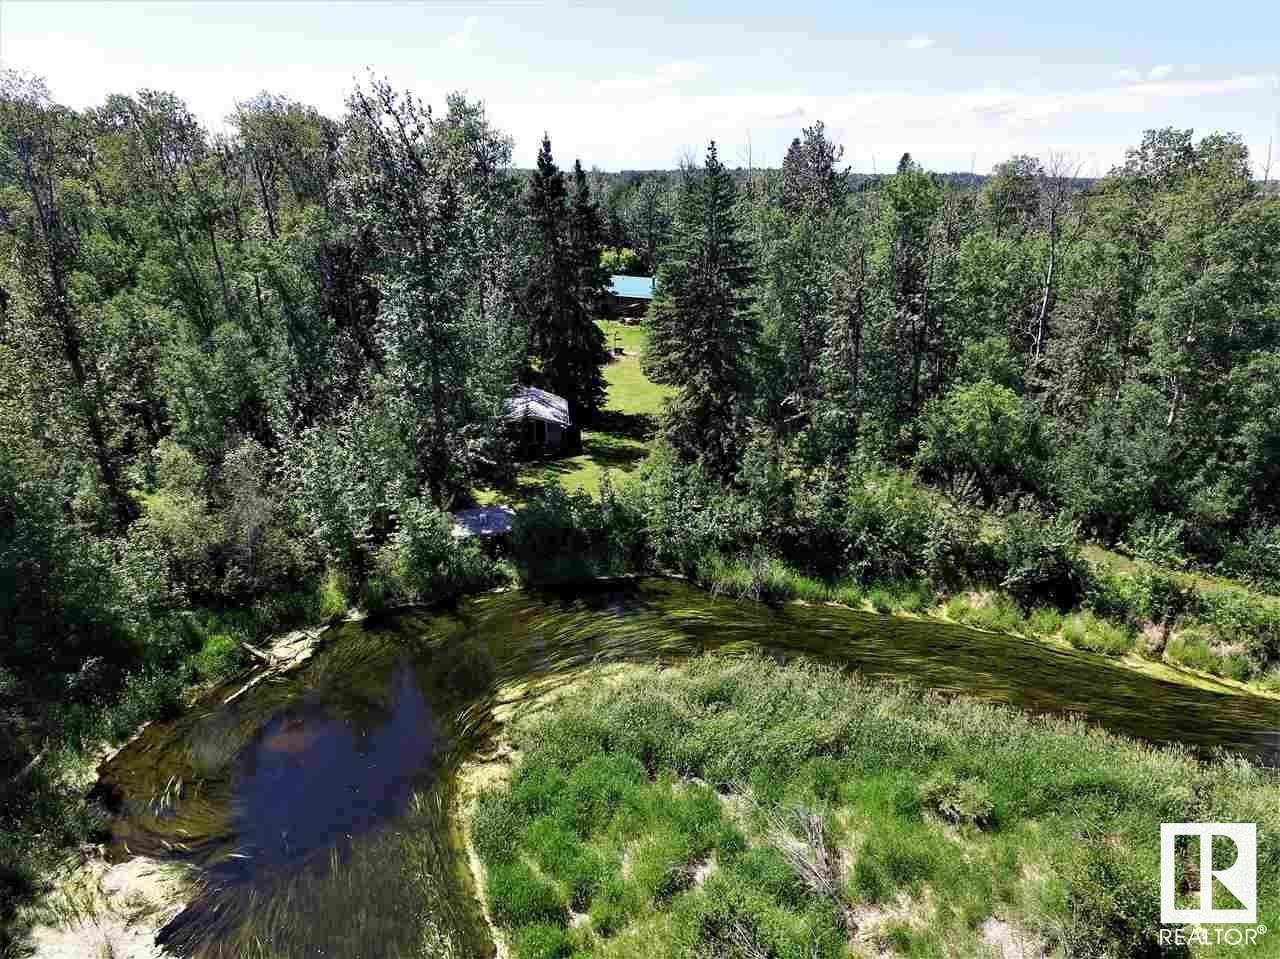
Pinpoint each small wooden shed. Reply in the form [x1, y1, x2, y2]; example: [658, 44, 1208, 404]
[504, 386, 571, 453]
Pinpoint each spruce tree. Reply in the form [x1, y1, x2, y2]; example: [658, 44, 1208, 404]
[644, 141, 757, 479]
[569, 160, 612, 324]
[523, 136, 608, 435]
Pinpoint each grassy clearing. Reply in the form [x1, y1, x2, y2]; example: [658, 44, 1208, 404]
[475, 321, 670, 508]
[466, 656, 1280, 959]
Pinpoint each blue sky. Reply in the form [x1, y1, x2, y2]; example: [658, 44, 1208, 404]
[3, 0, 1277, 174]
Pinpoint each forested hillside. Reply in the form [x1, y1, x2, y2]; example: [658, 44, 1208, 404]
[3, 69, 1280, 951]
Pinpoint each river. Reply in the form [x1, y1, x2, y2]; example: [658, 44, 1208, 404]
[93, 578, 1280, 957]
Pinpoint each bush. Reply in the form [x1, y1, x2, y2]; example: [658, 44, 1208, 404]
[471, 790, 525, 866]
[920, 774, 994, 829]
[915, 378, 1047, 503]
[637, 448, 763, 575]
[1062, 612, 1134, 656]
[523, 818, 607, 909]
[104, 668, 187, 739]
[387, 497, 499, 601]
[1054, 843, 1166, 959]
[1195, 590, 1280, 670]
[587, 877, 643, 937]
[851, 822, 944, 903]
[191, 632, 243, 681]
[947, 593, 1025, 634]
[1221, 524, 1280, 593]
[555, 753, 647, 838]
[843, 465, 934, 583]
[1027, 606, 1065, 638]
[995, 511, 1086, 609]
[1121, 515, 1188, 569]
[1128, 567, 1196, 629]
[1165, 630, 1253, 681]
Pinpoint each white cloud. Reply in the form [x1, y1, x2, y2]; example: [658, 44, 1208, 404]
[493, 72, 1277, 172]
[593, 62, 709, 95]
[447, 16, 477, 51]
[906, 35, 934, 50]
[1113, 68, 1141, 83]
[1148, 64, 1174, 80]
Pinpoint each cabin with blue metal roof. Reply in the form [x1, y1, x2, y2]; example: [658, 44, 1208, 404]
[606, 274, 655, 318]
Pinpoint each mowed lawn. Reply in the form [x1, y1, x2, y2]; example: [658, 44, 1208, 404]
[474, 321, 671, 507]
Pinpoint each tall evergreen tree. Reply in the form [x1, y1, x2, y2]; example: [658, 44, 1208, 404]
[569, 159, 612, 318]
[644, 141, 757, 479]
[523, 137, 608, 432]
[779, 120, 849, 215]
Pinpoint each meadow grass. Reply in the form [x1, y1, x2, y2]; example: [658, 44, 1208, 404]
[467, 656, 1280, 958]
[1061, 610, 1136, 656]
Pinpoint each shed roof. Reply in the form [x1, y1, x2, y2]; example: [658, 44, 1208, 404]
[503, 386, 571, 427]
[608, 274, 655, 300]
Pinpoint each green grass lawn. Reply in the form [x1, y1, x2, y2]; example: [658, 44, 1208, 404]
[475, 321, 670, 507]
[598, 320, 649, 358]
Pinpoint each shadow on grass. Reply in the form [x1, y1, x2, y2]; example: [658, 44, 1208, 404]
[587, 409, 659, 442]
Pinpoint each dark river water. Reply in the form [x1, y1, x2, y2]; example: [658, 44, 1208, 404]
[93, 578, 1280, 957]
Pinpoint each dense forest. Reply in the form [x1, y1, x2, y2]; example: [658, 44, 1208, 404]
[3, 68, 1280, 950]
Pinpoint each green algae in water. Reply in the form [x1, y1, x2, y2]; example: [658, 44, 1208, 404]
[96, 578, 1280, 957]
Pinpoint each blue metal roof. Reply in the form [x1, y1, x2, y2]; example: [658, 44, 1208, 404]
[608, 274, 655, 300]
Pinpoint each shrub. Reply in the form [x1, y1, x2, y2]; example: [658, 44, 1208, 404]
[588, 877, 643, 937]
[1121, 515, 1188, 569]
[995, 511, 1086, 609]
[191, 633, 243, 681]
[920, 774, 994, 829]
[1220, 524, 1280, 593]
[104, 668, 186, 739]
[1062, 612, 1134, 656]
[922, 505, 989, 588]
[631, 828, 698, 903]
[523, 818, 607, 909]
[949, 593, 1025, 634]
[1054, 843, 1164, 959]
[389, 497, 498, 600]
[915, 378, 1048, 503]
[314, 568, 349, 620]
[843, 465, 934, 583]
[556, 753, 647, 838]
[637, 448, 763, 575]
[1027, 606, 1065, 638]
[851, 821, 944, 903]
[1127, 566, 1196, 630]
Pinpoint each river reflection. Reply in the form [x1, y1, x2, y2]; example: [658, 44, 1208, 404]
[221, 664, 436, 881]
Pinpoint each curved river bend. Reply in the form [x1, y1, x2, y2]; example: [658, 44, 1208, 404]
[95, 578, 1280, 958]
